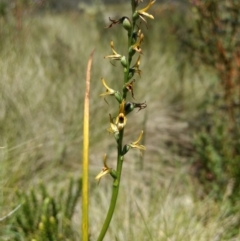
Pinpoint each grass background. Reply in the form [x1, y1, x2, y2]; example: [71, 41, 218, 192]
[0, 2, 239, 240]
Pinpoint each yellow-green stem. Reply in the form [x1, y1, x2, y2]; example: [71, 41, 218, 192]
[82, 50, 94, 241]
[96, 129, 124, 241]
[97, 3, 137, 240]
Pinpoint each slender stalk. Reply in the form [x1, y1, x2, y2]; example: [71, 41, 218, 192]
[96, 17, 135, 241]
[82, 50, 94, 241]
[97, 3, 137, 241]
[96, 0, 153, 239]
[97, 130, 124, 241]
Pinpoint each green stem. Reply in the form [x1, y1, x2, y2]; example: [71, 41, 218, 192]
[97, 3, 137, 240]
[97, 129, 124, 241]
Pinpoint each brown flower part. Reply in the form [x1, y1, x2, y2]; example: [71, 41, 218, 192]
[95, 154, 112, 183]
[105, 16, 130, 29]
[130, 55, 141, 77]
[135, 101, 147, 112]
[125, 79, 136, 99]
[132, 31, 144, 54]
[124, 101, 147, 115]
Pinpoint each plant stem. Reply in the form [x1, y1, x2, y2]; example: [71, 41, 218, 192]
[97, 3, 137, 240]
[97, 129, 124, 241]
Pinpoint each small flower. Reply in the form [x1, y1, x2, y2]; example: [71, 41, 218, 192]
[131, 32, 144, 54]
[104, 41, 122, 60]
[105, 16, 131, 31]
[107, 114, 119, 134]
[100, 78, 116, 97]
[124, 101, 147, 115]
[95, 154, 112, 183]
[136, 0, 156, 22]
[100, 78, 122, 103]
[132, 27, 141, 44]
[129, 55, 142, 79]
[115, 100, 127, 130]
[120, 56, 127, 68]
[125, 79, 136, 99]
[129, 131, 146, 154]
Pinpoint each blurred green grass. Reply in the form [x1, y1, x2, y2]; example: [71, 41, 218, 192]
[0, 3, 239, 240]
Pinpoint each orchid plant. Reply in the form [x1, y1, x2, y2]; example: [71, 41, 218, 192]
[95, 1, 155, 240]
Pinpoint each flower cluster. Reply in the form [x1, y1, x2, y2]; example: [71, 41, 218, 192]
[96, 1, 156, 240]
[96, 0, 155, 182]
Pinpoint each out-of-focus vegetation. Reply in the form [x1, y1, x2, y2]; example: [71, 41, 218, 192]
[9, 177, 81, 241]
[176, 0, 240, 203]
[0, 0, 240, 240]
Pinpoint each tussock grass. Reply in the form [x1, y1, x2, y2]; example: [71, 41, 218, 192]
[0, 6, 239, 240]
[90, 164, 240, 241]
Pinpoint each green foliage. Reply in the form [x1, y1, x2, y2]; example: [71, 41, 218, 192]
[10, 177, 82, 241]
[0, 1, 7, 17]
[194, 116, 240, 199]
[193, 96, 240, 201]
[174, 0, 240, 209]
[191, 93, 240, 238]
[178, 0, 240, 121]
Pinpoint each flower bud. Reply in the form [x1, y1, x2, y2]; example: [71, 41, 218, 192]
[122, 17, 132, 31]
[122, 145, 130, 155]
[132, 31, 138, 44]
[120, 56, 127, 68]
[110, 169, 117, 179]
[114, 91, 123, 103]
[133, 12, 139, 21]
[124, 101, 147, 115]
[128, 69, 134, 80]
[124, 102, 135, 115]
[128, 46, 136, 58]
[114, 132, 119, 142]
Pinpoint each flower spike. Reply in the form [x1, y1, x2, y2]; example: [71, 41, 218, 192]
[95, 0, 155, 238]
[136, 0, 156, 22]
